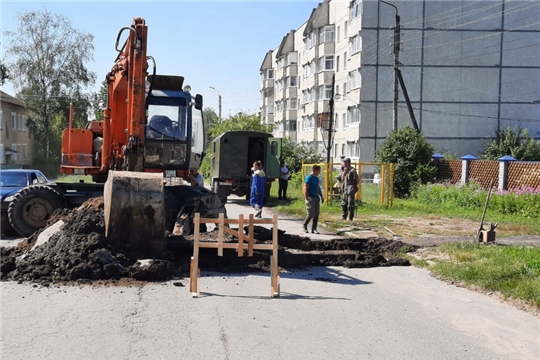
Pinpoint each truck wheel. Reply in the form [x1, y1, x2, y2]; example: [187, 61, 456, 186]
[212, 180, 227, 204]
[8, 185, 66, 237]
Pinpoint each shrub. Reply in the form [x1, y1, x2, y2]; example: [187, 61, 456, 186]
[375, 126, 435, 198]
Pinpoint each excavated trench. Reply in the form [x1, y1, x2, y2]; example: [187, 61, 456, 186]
[0, 197, 417, 286]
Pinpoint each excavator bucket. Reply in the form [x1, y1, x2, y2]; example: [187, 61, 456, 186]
[104, 171, 166, 257]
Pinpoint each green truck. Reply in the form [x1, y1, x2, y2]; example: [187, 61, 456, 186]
[210, 131, 281, 203]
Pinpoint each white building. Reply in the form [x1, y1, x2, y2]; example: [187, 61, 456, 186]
[260, 0, 540, 162]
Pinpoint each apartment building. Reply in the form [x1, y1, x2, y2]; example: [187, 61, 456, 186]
[260, 0, 540, 162]
[0, 91, 33, 165]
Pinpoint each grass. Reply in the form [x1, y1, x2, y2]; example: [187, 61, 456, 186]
[53, 175, 95, 183]
[411, 243, 540, 307]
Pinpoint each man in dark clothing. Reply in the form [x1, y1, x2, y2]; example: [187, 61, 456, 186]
[340, 158, 360, 220]
[278, 160, 290, 200]
[303, 165, 324, 234]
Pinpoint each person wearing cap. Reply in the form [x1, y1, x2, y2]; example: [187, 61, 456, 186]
[250, 161, 266, 218]
[302, 164, 324, 234]
[340, 158, 360, 220]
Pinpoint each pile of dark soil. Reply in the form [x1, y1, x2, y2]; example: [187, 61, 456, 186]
[0, 198, 173, 285]
[1, 197, 417, 285]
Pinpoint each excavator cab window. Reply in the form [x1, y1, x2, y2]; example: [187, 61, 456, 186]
[144, 100, 190, 169]
[146, 104, 187, 141]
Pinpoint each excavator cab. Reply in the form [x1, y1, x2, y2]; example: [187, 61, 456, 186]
[144, 76, 206, 170]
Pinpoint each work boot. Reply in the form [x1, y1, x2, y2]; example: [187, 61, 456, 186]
[341, 205, 348, 220]
[303, 216, 311, 233]
[311, 218, 319, 234]
[348, 207, 355, 221]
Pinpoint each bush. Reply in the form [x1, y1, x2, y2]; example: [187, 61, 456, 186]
[375, 126, 435, 198]
[482, 126, 540, 161]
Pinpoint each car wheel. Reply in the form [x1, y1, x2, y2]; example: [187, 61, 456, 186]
[8, 185, 65, 237]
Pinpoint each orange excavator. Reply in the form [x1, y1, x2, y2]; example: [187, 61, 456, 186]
[7, 17, 224, 255]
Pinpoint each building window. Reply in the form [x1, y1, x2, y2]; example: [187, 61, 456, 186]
[285, 120, 297, 132]
[337, 26, 340, 42]
[347, 106, 361, 126]
[266, 69, 274, 79]
[349, 34, 362, 55]
[336, 55, 340, 72]
[343, 82, 347, 94]
[349, 0, 362, 22]
[288, 76, 297, 87]
[304, 31, 317, 51]
[344, 21, 348, 38]
[319, 25, 335, 44]
[343, 52, 347, 69]
[336, 85, 340, 98]
[320, 55, 334, 71]
[22, 115, 27, 131]
[342, 113, 346, 129]
[11, 112, 17, 130]
[0, 110, 3, 129]
[287, 98, 298, 110]
[268, 104, 274, 115]
[347, 70, 361, 90]
[287, 52, 298, 65]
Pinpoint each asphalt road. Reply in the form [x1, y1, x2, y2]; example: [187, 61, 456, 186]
[1, 195, 539, 360]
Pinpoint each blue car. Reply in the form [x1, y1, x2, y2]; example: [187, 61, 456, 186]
[1, 169, 54, 235]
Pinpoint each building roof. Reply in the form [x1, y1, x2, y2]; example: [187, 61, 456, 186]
[0, 90, 25, 107]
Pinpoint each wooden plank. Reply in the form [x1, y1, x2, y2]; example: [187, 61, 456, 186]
[192, 214, 200, 297]
[197, 217, 275, 225]
[218, 213, 224, 257]
[271, 214, 280, 297]
[222, 226, 240, 238]
[248, 214, 254, 256]
[197, 243, 274, 251]
[197, 218, 275, 225]
[238, 214, 244, 257]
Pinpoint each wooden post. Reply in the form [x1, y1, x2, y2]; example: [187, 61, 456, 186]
[218, 213, 224, 257]
[271, 214, 280, 297]
[248, 214, 254, 256]
[191, 213, 201, 297]
[238, 214, 244, 257]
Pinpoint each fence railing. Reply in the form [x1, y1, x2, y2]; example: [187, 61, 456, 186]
[302, 161, 394, 206]
[435, 155, 540, 190]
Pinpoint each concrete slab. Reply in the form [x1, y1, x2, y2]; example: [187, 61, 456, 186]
[31, 220, 64, 251]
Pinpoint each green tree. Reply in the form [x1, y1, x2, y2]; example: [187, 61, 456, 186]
[6, 10, 96, 161]
[203, 107, 219, 146]
[209, 111, 274, 140]
[375, 126, 435, 198]
[281, 137, 323, 173]
[482, 126, 540, 161]
[90, 80, 108, 121]
[0, 59, 9, 86]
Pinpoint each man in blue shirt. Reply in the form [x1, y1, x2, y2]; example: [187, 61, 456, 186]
[303, 165, 324, 234]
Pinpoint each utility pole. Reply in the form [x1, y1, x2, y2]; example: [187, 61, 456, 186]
[380, 0, 400, 131]
[209, 86, 222, 121]
[327, 74, 336, 165]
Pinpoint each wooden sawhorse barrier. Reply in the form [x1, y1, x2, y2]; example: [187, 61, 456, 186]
[189, 213, 280, 298]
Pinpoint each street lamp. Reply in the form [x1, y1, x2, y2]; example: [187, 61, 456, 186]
[209, 86, 222, 121]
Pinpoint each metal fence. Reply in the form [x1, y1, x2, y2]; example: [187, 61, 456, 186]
[302, 161, 394, 206]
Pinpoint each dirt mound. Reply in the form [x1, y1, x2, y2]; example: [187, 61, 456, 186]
[1, 199, 416, 285]
[1, 198, 173, 285]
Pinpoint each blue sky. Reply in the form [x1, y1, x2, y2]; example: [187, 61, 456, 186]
[1, 1, 320, 116]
